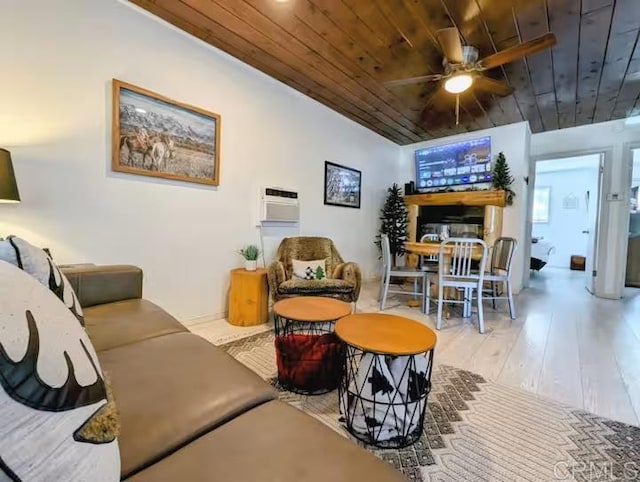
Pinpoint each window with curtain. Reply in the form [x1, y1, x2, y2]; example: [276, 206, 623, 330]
[533, 186, 551, 223]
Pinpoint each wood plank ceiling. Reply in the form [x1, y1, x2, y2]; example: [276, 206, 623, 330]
[131, 0, 640, 145]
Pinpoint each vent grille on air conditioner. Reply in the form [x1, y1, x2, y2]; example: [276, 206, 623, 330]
[265, 202, 299, 222]
[261, 187, 299, 223]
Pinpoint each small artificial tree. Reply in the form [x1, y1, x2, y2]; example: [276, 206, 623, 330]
[376, 183, 408, 265]
[492, 151, 515, 205]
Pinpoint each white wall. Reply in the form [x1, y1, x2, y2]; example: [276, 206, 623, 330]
[532, 160, 600, 268]
[531, 118, 640, 298]
[398, 122, 531, 293]
[0, 0, 400, 321]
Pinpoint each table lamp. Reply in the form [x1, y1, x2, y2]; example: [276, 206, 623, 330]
[0, 149, 20, 203]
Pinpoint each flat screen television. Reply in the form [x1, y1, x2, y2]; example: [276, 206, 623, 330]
[415, 136, 492, 190]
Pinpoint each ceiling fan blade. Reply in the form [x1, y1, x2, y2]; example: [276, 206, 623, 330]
[478, 32, 557, 70]
[436, 28, 464, 64]
[421, 88, 450, 119]
[473, 76, 514, 96]
[384, 74, 444, 88]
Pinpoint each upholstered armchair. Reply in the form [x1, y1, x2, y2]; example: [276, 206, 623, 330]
[267, 237, 361, 303]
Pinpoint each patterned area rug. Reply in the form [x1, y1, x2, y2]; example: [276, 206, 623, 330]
[219, 331, 640, 482]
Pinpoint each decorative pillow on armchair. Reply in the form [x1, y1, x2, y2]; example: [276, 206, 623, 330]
[0, 261, 120, 481]
[0, 235, 84, 325]
[292, 259, 326, 280]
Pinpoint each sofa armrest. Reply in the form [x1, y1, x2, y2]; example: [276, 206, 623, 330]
[332, 262, 362, 300]
[61, 265, 143, 308]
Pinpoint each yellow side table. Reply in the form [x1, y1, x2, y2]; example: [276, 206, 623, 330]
[228, 268, 268, 326]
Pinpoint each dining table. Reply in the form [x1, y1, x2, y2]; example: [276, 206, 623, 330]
[404, 241, 485, 260]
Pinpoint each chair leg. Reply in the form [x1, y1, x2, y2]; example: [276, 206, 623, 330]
[461, 288, 466, 317]
[491, 281, 497, 310]
[377, 271, 384, 302]
[507, 280, 516, 320]
[423, 276, 430, 315]
[464, 288, 471, 318]
[436, 283, 444, 330]
[413, 278, 418, 300]
[477, 286, 485, 334]
[380, 273, 390, 311]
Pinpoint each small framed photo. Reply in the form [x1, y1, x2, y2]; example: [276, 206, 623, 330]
[324, 161, 361, 209]
[112, 79, 221, 186]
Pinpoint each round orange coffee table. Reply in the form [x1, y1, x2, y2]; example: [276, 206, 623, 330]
[273, 297, 351, 395]
[335, 313, 437, 448]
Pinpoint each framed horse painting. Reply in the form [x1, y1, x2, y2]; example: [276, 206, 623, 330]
[111, 79, 221, 186]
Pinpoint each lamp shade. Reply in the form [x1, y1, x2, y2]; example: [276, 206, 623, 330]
[0, 149, 20, 203]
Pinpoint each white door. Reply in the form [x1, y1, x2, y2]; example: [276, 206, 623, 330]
[585, 156, 604, 294]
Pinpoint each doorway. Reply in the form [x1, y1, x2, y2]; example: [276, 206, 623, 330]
[529, 153, 603, 294]
[624, 147, 640, 289]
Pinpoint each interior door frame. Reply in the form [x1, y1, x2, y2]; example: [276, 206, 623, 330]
[529, 147, 612, 297]
[620, 141, 640, 292]
[585, 155, 605, 294]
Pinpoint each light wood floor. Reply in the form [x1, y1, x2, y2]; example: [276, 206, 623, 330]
[191, 267, 640, 427]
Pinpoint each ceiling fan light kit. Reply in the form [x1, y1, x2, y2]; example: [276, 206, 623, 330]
[444, 74, 473, 94]
[384, 27, 556, 124]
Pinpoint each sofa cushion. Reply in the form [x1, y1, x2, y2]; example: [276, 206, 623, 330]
[0, 261, 120, 481]
[127, 400, 404, 482]
[84, 299, 187, 352]
[98, 332, 275, 478]
[62, 265, 143, 308]
[279, 278, 354, 295]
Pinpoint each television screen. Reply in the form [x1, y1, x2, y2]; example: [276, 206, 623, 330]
[415, 136, 492, 189]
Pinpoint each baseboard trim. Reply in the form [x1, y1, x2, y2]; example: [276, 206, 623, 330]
[597, 292, 622, 300]
[182, 312, 226, 328]
[182, 280, 380, 327]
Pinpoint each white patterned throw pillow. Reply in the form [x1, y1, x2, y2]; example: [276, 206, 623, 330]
[0, 236, 84, 325]
[0, 261, 120, 481]
[292, 259, 326, 280]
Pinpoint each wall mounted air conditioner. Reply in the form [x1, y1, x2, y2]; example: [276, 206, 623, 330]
[260, 187, 299, 223]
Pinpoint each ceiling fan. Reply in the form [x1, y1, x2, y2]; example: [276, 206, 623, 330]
[384, 27, 557, 124]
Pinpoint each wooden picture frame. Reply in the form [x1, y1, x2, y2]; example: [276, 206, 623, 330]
[324, 161, 362, 209]
[112, 79, 221, 186]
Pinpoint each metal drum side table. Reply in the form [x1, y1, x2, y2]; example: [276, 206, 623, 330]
[273, 297, 351, 395]
[335, 313, 437, 448]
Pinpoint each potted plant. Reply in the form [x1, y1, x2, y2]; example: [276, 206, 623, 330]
[239, 245, 260, 271]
